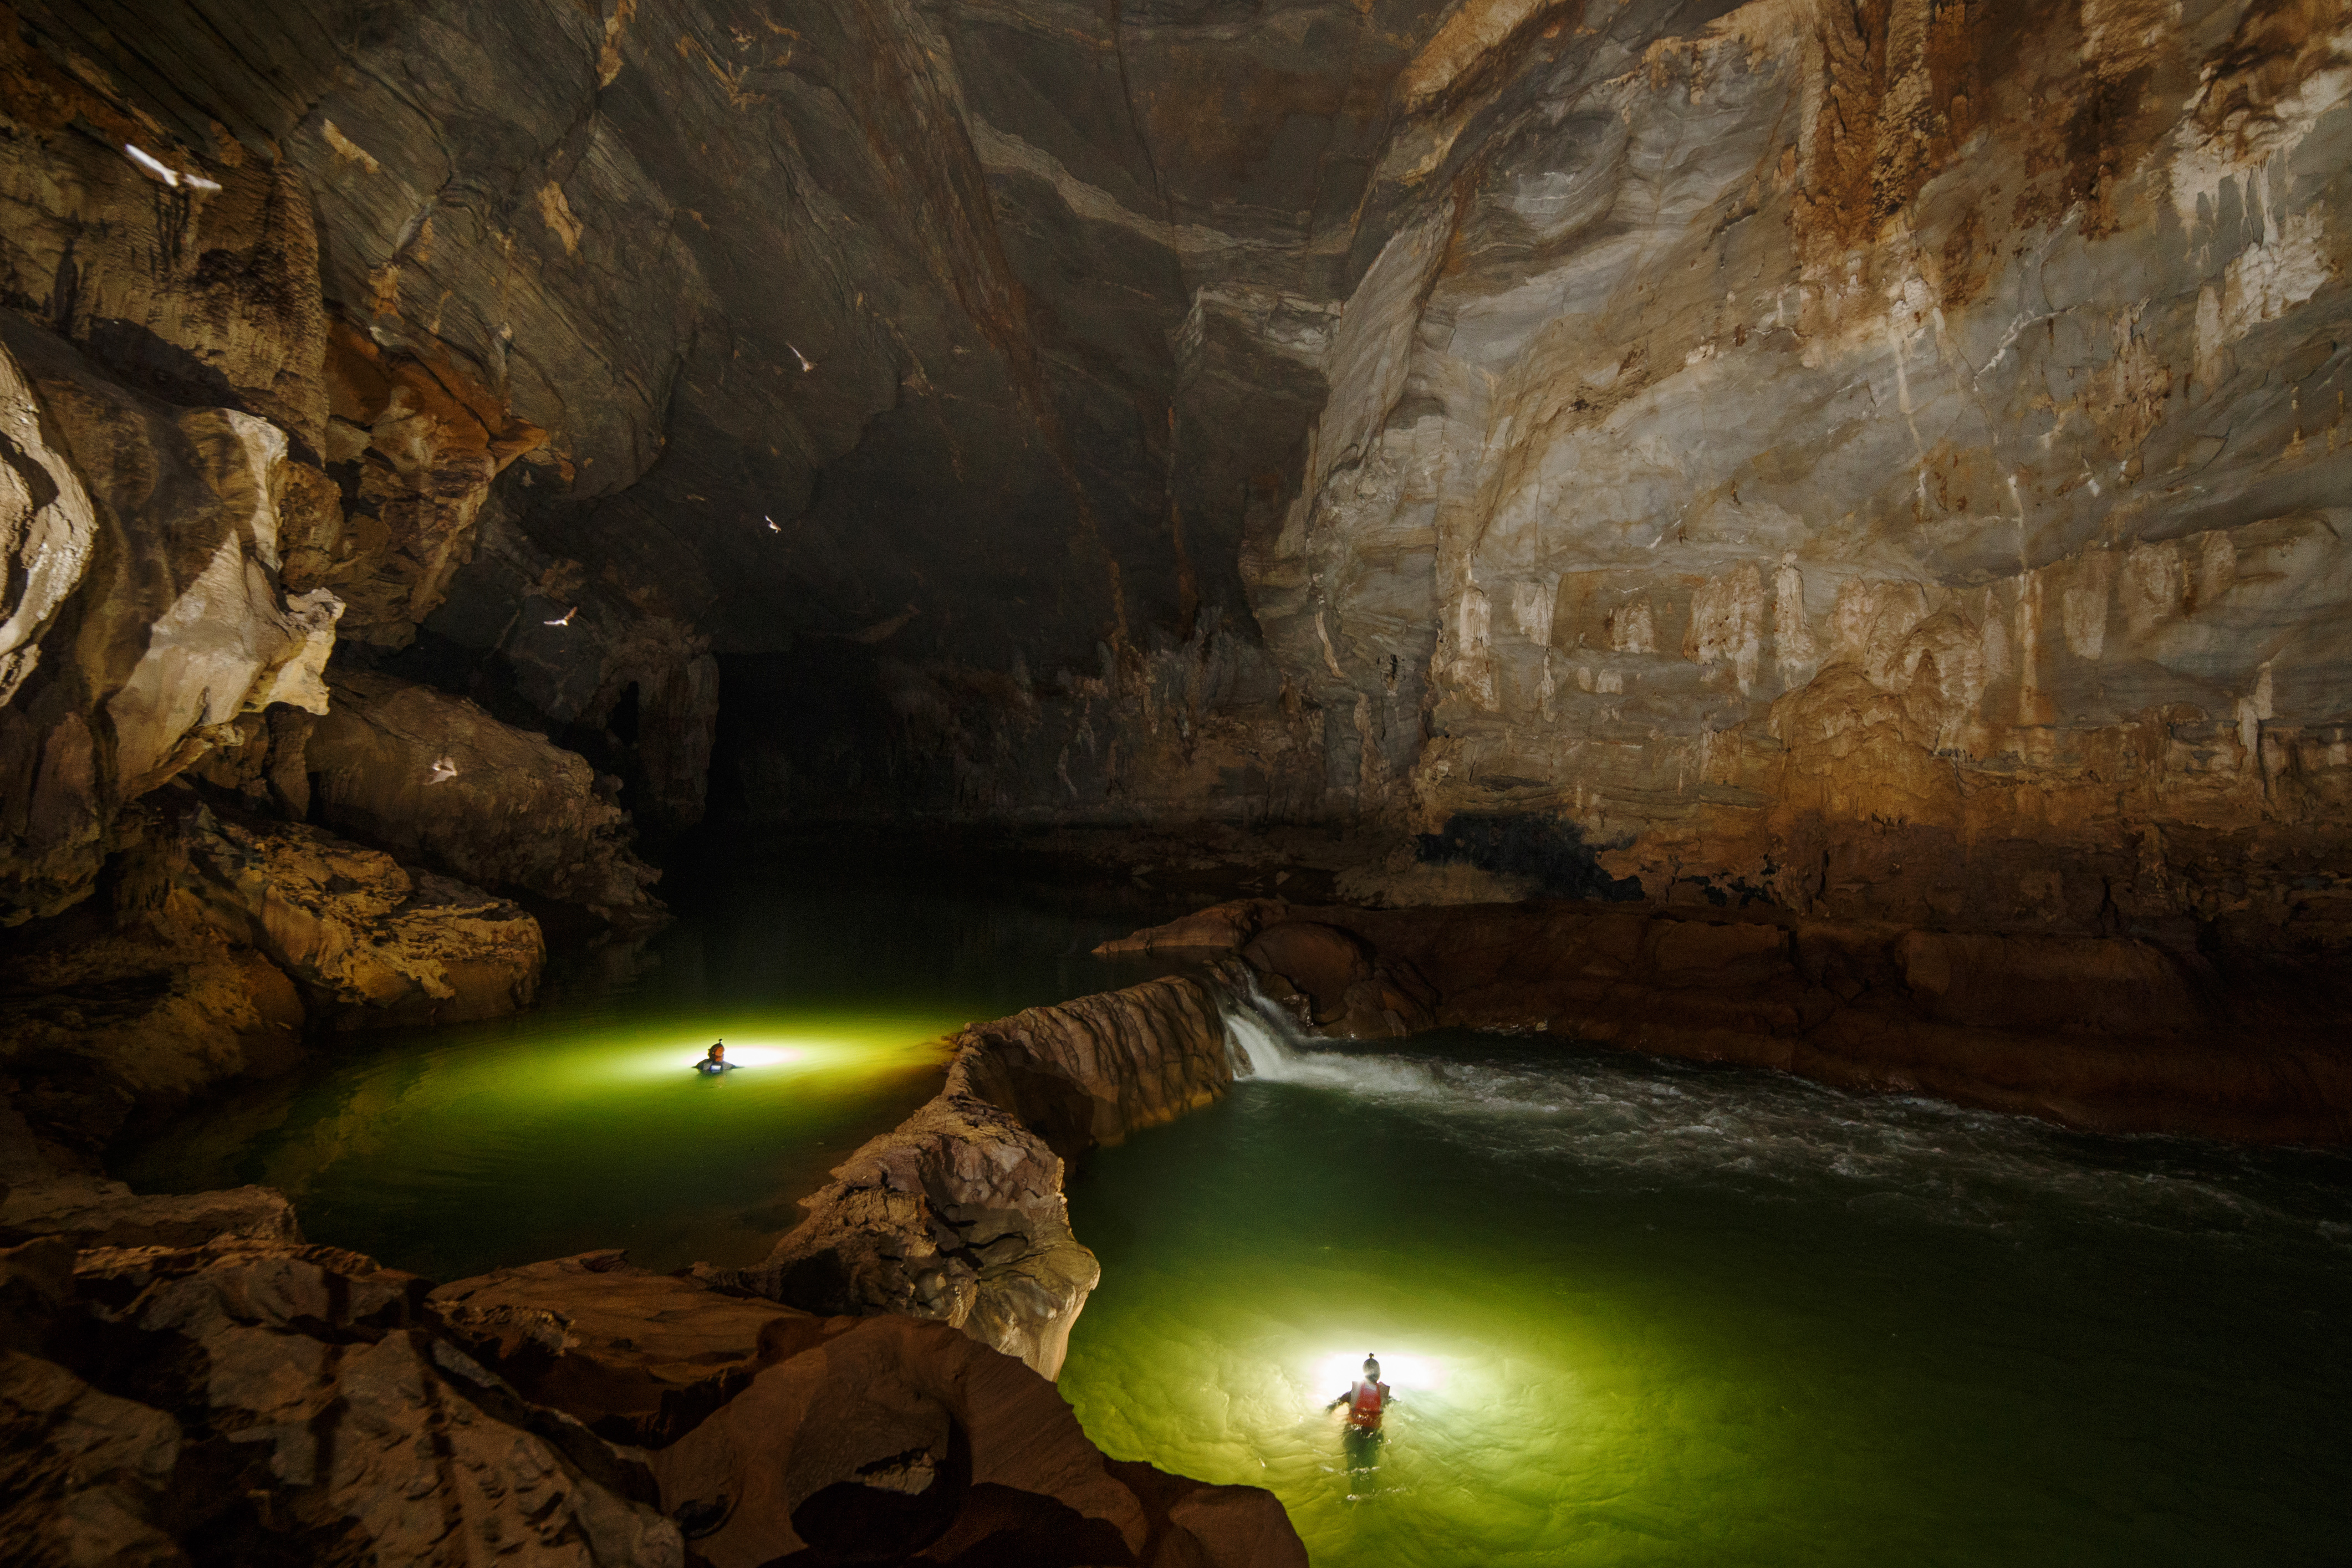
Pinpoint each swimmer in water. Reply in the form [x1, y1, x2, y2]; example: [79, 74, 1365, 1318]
[696, 1041, 735, 1074]
[1329, 1354, 1392, 1432]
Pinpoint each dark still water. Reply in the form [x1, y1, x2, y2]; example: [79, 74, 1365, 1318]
[118, 872, 1176, 1282]
[1058, 1003, 2352, 1567]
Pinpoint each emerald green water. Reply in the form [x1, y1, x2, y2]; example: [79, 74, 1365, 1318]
[1060, 1014, 2352, 1567]
[118, 875, 1172, 1283]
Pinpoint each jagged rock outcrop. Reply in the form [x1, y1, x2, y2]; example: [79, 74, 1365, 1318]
[746, 976, 1236, 1379]
[0, 314, 343, 923]
[0, 1234, 685, 1567]
[1, 790, 540, 1192]
[307, 669, 667, 927]
[1116, 898, 2352, 1142]
[428, 1250, 1304, 1567]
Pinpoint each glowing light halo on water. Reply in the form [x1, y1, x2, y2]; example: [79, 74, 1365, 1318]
[1310, 1349, 1452, 1400]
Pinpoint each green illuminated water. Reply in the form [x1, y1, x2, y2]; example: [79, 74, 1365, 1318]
[118, 875, 1171, 1283]
[1060, 1018, 2352, 1567]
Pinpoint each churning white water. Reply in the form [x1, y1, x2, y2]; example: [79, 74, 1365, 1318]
[1216, 977, 2351, 1247]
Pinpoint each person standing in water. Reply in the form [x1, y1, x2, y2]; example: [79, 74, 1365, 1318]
[1330, 1355, 1392, 1431]
[697, 1041, 735, 1074]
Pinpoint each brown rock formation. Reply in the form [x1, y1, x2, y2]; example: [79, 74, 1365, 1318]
[427, 1250, 1303, 1567]
[0, 314, 343, 923]
[1120, 898, 2352, 1143]
[308, 669, 667, 927]
[747, 976, 1236, 1378]
[0, 790, 540, 1196]
[652, 1311, 1303, 1568]
[0, 1234, 685, 1567]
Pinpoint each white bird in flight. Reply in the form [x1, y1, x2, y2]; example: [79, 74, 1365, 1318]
[544, 606, 577, 626]
[427, 755, 458, 785]
[766, 515, 780, 532]
[788, 344, 816, 373]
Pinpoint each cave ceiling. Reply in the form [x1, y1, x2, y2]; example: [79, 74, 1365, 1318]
[13, 0, 1505, 670]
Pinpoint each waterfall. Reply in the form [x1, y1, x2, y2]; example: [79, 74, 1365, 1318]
[1216, 969, 1453, 1098]
[1220, 968, 1310, 1080]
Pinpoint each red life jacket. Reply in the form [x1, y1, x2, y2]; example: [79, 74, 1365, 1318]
[1348, 1378, 1385, 1426]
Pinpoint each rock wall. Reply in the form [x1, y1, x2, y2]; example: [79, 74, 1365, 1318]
[13, 0, 2346, 936]
[0, 314, 341, 922]
[308, 670, 667, 928]
[1252, 0, 2352, 946]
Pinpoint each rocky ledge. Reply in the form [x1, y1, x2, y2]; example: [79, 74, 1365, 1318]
[739, 976, 1234, 1379]
[1, 1207, 1303, 1567]
[1105, 898, 2352, 1144]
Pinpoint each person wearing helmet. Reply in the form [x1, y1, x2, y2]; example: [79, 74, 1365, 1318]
[696, 1041, 737, 1074]
[1329, 1355, 1392, 1431]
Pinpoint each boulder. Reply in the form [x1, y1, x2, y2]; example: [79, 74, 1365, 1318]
[649, 1312, 1304, 1568]
[431, 1251, 808, 1448]
[741, 1091, 1100, 1382]
[309, 670, 666, 928]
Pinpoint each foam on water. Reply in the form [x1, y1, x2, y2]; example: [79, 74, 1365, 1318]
[1220, 977, 2348, 1249]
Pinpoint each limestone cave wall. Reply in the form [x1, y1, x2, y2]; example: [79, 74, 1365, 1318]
[2, 0, 2349, 948]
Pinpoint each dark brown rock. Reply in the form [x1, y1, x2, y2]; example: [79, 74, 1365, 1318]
[647, 1312, 1302, 1568]
[430, 1250, 809, 1449]
[1, 1235, 685, 1567]
[309, 670, 666, 928]
[1118, 898, 2352, 1143]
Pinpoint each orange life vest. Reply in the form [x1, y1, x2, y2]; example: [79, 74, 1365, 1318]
[1347, 1378, 1385, 1427]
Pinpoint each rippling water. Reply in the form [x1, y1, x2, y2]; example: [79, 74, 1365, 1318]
[1060, 994, 2352, 1566]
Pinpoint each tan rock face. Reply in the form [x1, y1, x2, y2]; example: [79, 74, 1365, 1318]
[0, 318, 347, 923]
[1242, 0, 2352, 934]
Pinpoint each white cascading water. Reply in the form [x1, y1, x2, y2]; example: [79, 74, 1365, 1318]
[1210, 968, 2343, 1234]
[1218, 973, 1453, 1098]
